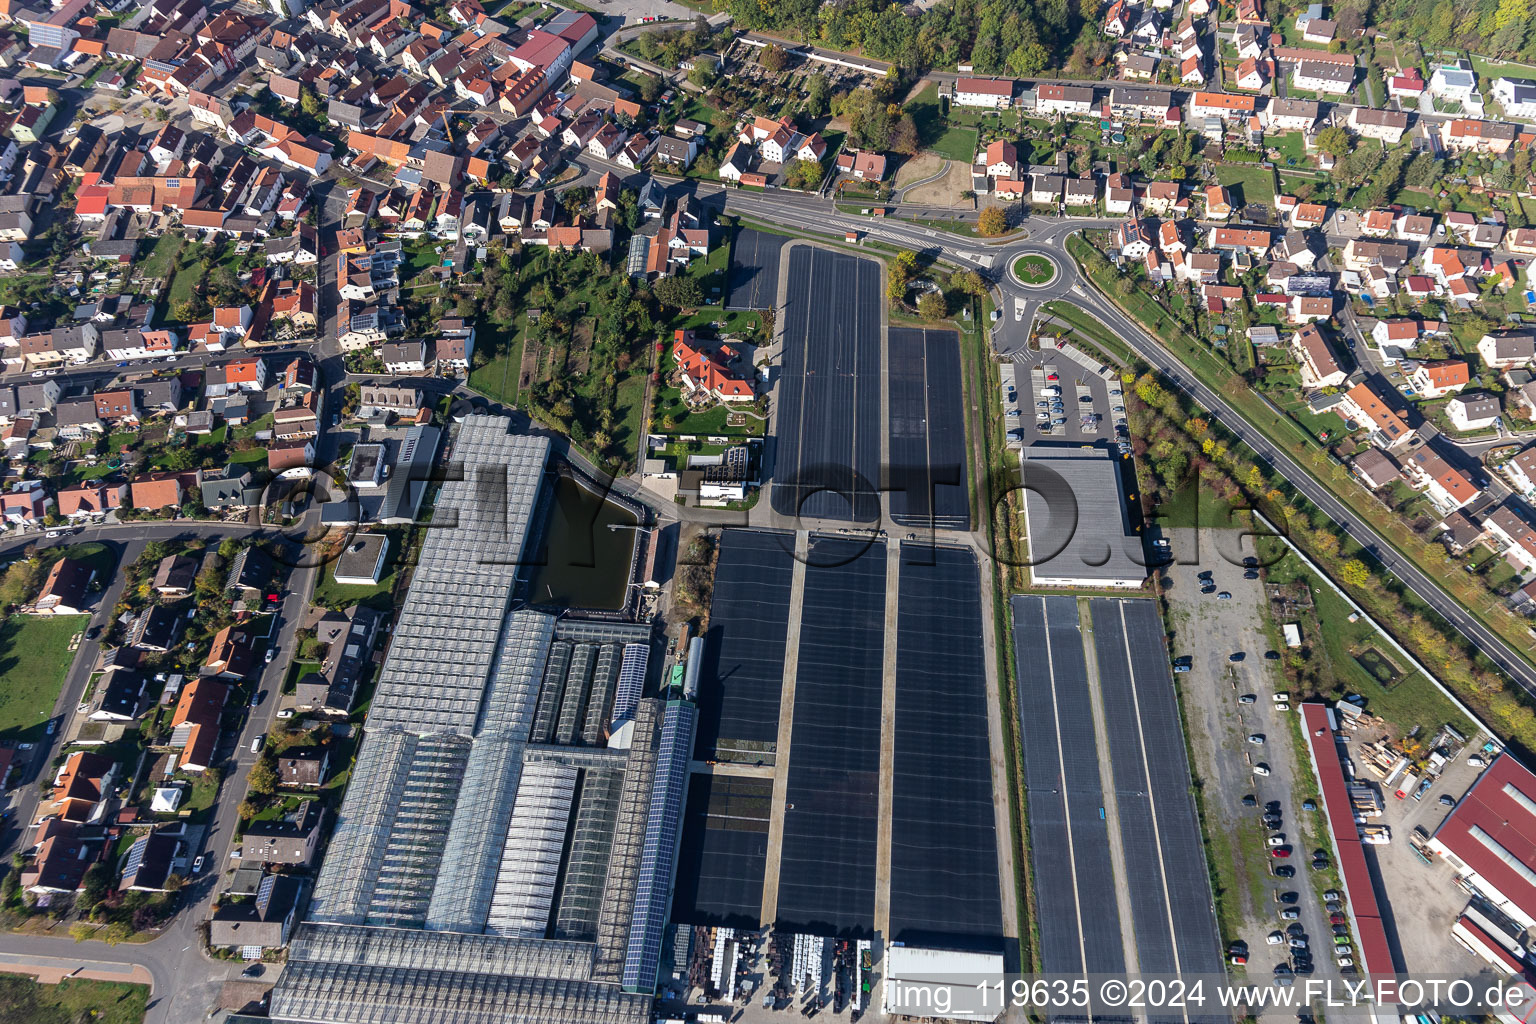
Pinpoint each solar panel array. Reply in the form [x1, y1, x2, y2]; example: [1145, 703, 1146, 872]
[1010, 595, 1126, 975]
[672, 775, 773, 929]
[889, 546, 1002, 950]
[693, 529, 795, 762]
[612, 643, 649, 724]
[775, 536, 886, 938]
[887, 328, 971, 532]
[1095, 598, 1226, 975]
[770, 246, 883, 522]
[621, 700, 696, 992]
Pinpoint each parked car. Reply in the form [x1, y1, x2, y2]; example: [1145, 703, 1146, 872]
[1253, 763, 1271, 776]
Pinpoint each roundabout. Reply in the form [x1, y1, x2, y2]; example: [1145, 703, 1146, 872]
[1008, 252, 1059, 288]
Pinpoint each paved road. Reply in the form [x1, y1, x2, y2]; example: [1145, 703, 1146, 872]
[695, 189, 1536, 696]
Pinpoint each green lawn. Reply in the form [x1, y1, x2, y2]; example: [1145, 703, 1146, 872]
[228, 447, 268, 468]
[905, 82, 979, 161]
[1012, 254, 1054, 284]
[311, 544, 400, 612]
[1257, 536, 1477, 740]
[1270, 131, 1309, 167]
[0, 976, 150, 1024]
[467, 316, 527, 408]
[930, 126, 978, 162]
[134, 233, 182, 283]
[0, 614, 88, 741]
[1216, 163, 1278, 209]
[1471, 55, 1536, 83]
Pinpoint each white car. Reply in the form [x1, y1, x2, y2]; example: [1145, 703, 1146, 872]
[1248, 734, 1266, 745]
[1267, 835, 1286, 846]
[1266, 931, 1284, 945]
[29, 370, 43, 378]
[1336, 957, 1354, 968]
[1253, 764, 1271, 776]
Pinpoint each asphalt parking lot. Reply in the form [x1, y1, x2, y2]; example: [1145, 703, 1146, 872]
[1163, 529, 1339, 996]
[1011, 349, 1119, 446]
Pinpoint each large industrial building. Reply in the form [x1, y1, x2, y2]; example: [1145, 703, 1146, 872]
[1020, 447, 1146, 588]
[1429, 752, 1536, 930]
[267, 417, 686, 1024]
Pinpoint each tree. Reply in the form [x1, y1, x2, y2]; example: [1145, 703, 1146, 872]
[1315, 125, 1351, 159]
[298, 85, 328, 126]
[637, 74, 662, 103]
[79, 862, 112, 914]
[804, 73, 830, 118]
[760, 44, 788, 72]
[952, 269, 986, 297]
[785, 158, 824, 190]
[688, 57, 718, 89]
[889, 113, 919, 156]
[1340, 558, 1371, 588]
[1007, 41, 1050, 76]
[977, 206, 1009, 236]
[653, 275, 702, 308]
[917, 290, 947, 320]
[247, 754, 278, 798]
[0, 558, 42, 609]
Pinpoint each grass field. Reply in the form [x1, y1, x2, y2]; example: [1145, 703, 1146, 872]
[907, 82, 980, 162]
[1258, 536, 1476, 739]
[1472, 55, 1536, 83]
[0, 615, 87, 742]
[1216, 163, 1278, 209]
[1012, 254, 1055, 284]
[467, 316, 526, 408]
[0, 976, 149, 1024]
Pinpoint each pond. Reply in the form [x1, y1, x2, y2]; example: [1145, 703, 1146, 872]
[528, 474, 638, 611]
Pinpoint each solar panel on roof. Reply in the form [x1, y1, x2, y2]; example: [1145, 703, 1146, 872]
[123, 836, 147, 880]
[612, 643, 648, 723]
[621, 701, 695, 992]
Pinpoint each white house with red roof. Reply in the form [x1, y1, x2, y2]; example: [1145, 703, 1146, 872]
[673, 329, 753, 404]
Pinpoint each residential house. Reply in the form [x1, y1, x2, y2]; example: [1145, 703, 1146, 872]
[1204, 185, 1233, 219]
[21, 818, 101, 895]
[297, 604, 383, 714]
[1349, 107, 1409, 143]
[1339, 382, 1414, 450]
[51, 752, 114, 823]
[169, 676, 227, 772]
[119, 830, 184, 892]
[153, 554, 198, 596]
[1291, 323, 1345, 387]
[1293, 59, 1354, 94]
[1484, 504, 1536, 574]
[1479, 331, 1536, 369]
[1444, 118, 1519, 155]
[672, 329, 752, 403]
[208, 874, 301, 951]
[130, 473, 185, 510]
[203, 624, 256, 679]
[1264, 98, 1319, 132]
[241, 802, 323, 866]
[1401, 445, 1480, 512]
[1447, 393, 1502, 431]
[954, 77, 1014, 108]
[35, 557, 94, 614]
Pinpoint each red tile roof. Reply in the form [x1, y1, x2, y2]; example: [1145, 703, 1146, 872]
[1300, 703, 1399, 978]
[1433, 752, 1536, 926]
